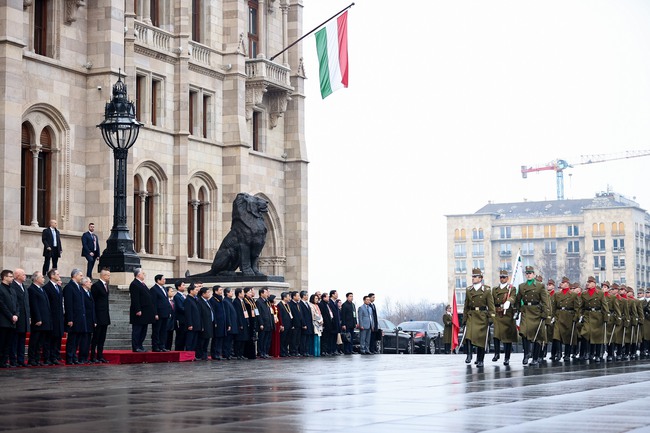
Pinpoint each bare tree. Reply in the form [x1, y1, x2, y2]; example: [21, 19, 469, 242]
[379, 297, 446, 325]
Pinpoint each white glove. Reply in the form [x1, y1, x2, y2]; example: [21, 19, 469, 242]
[503, 301, 511, 311]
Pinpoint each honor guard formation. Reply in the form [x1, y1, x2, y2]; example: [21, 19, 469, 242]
[462, 266, 650, 367]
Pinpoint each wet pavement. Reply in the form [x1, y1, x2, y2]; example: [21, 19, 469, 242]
[2, 353, 650, 433]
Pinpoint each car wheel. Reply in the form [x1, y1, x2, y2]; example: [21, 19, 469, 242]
[404, 339, 413, 354]
[375, 340, 382, 354]
[428, 338, 436, 354]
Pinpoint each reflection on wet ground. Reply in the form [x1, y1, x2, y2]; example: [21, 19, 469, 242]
[1, 353, 650, 432]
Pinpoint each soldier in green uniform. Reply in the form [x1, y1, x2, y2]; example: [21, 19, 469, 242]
[516, 266, 550, 366]
[625, 286, 638, 359]
[491, 269, 517, 366]
[551, 276, 580, 362]
[618, 284, 631, 360]
[442, 304, 453, 354]
[641, 288, 650, 359]
[572, 282, 585, 359]
[462, 268, 495, 367]
[635, 289, 644, 359]
[579, 276, 609, 362]
[605, 283, 622, 362]
[542, 279, 556, 362]
[631, 287, 643, 360]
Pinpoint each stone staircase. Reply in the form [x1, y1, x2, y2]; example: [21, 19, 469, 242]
[104, 287, 133, 350]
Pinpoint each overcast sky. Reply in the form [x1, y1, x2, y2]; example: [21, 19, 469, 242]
[301, 1, 650, 305]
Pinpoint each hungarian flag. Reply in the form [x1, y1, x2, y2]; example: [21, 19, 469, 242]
[315, 11, 349, 99]
[451, 290, 460, 351]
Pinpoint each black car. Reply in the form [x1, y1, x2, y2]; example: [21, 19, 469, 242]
[397, 321, 444, 354]
[352, 318, 413, 354]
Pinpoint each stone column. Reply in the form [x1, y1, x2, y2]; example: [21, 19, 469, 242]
[142, 0, 151, 24]
[30, 146, 40, 227]
[138, 191, 147, 253]
[190, 199, 199, 258]
[280, 0, 289, 64]
[258, 0, 266, 57]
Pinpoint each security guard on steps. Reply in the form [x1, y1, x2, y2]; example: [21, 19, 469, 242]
[462, 268, 495, 367]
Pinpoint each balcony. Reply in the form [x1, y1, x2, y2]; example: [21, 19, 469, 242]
[134, 21, 174, 60]
[245, 58, 294, 127]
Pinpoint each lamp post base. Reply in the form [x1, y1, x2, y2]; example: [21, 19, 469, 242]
[99, 233, 141, 274]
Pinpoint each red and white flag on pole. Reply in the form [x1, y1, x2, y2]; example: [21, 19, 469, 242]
[451, 290, 460, 351]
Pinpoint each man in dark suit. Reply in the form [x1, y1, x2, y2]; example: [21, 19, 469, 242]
[78, 277, 96, 364]
[9, 268, 30, 367]
[196, 286, 214, 361]
[27, 271, 51, 366]
[183, 284, 201, 353]
[43, 268, 64, 365]
[129, 268, 155, 352]
[289, 291, 303, 356]
[81, 222, 101, 279]
[255, 287, 274, 358]
[232, 288, 249, 359]
[210, 286, 229, 360]
[63, 269, 86, 364]
[0, 270, 18, 368]
[328, 290, 342, 355]
[319, 292, 335, 356]
[90, 269, 111, 363]
[278, 292, 292, 357]
[173, 280, 187, 351]
[42, 219, 62, 276]
[150, 274, 171, 352]
[340, 292, 357, 354]
[298, 290, 314, 356]
[223, 287, 238, 359]
[368, 293, 380, 354]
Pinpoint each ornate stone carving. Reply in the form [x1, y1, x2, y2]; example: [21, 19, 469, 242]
[237, 33, 247, 56]
[268, 91, 291, 129]
[23, 0, 33, 9]
[65, 0, 85, 25]
[245, 83, 267, 120]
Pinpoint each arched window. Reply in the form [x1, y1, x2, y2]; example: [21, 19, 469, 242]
[618, 222, 625, 234]
[133, 176, 155, 254]
[133, 176, 142, 252]
[21, 123, 51, 226]
[454, 229, 460, 240]
[144, 178, 154, 253]
[460, 228, 466, 240]
[187, 184, 209, 259]
[599, 222, 605, 234]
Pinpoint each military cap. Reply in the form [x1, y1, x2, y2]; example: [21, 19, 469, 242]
[645, 288, 650, 293]
[627, 286, 634, 292]
[571, 282, 579, 289]
[471, 268, 483, 277]
[547, 279, 555, 286]
[611, 283, 620, 289]
[499, 269, 509, 276]
[536, 275, 543, 282]
[620, 284, 627, 290]
[587, 276, 596, 283]
[525, 266, 535, 273]
[561, 276, 570, 284]
[602, 281, 610, 288]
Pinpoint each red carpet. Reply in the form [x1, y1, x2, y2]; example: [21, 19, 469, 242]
[103, 350, 196, 364]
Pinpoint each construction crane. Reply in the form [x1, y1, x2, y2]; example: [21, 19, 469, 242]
[521, 150, 650, 200]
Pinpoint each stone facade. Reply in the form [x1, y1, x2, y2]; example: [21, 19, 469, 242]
[447, 192, 650, 308]
[0, 0, 308, 289]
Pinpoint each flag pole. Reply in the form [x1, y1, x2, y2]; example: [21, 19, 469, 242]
[269, 2, 355, 61]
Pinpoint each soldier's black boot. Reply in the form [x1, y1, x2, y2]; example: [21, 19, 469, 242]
[563, 344, 571, 361]
[492, 338, 500, 362]
[530, 343, 540, 366]
[541, 342, 548, 361]
[606, 344, 613, 362]
[631, 343, 638, 360]
[594, 345, 602, 362]
[623, 343, 630, 360]
[465, 341, 473, 364]
[522, 339, 530, 365]
[551, 340, 561, 361]
[580, 339, 589, 361]
[503, 343, 511, 366]
[476, 347, 485, 367]
[615, 344, 622, 361]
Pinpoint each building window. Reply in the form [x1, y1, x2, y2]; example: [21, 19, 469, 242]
[454, 260, 466, 273]
[544, 240, 557, 254]
[34, 0, 50, 57]
[567, 224, 579, 236]
[472, 259, 484, 271]
[568, 240, 579, 254]
[151, 79, 161, 126]
[594, 255, 605, 270]
[251, 111, 260, 151]
[150, 0, 160, 27]
[455, 278, 467, 291]
[454, 244, 466, 258]
[472, 243, 484, 257]
[134, 176, 154, 254]
[500, 227, 511, 239]
[192, 0, 201, 42]
[189, 90, 197, 135]
[613, 238, 625, 252]
[454, 228, 466, 241]
[135, 75, 145, 122]
[612, 222, 624, 236]
[521, 242, 534, 256]
[500, 260, 513, 272]
[592, 222, 605, 236]
[543, 225, 556, 237]
[187, 187, 207, 259]
[522, 225, 534, 239]
[21, 124, 51, 227]
[202, 94, 210, 139]
[593, 239, 605, 252]
[472, 228, 484, 240]
[248, 0, 259, 58]
[613, 256, 626, 269]
[499, 243, 512, 257]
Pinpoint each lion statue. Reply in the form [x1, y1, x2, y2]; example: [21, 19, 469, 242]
[192, 193, 269, 277]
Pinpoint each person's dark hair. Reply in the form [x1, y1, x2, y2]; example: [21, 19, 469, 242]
[174, 280, 185, 289]
[0, 269, 13, 279]
[213, 285, 222, 293]
[47, 268, 58, 279]
[198, 286, 210, 297]
[346, 292, 353, 298]
[259, 287, 268, 296]
[268, 294, 276, 302]
[235, 288, 243, 297]
[300, 290, 308, 298]
[154, 274, 164, 282]
[363, 296, 369, 301]
[224, 288, 232, 296]
[329, 290, 337, 297]
[244, 287, 252, 294]
[368, 293, 375, 297]
[309, 294, 318, 304]
[281, 292, 290, 300]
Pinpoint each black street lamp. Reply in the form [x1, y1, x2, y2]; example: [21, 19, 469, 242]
[97, 72, 143, 273]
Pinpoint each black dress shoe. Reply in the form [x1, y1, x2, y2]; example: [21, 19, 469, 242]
[492, 354, 500, 362]
[503, 359, 509, 366]
[99, 358, 110, 364]
[522, 357, 528, 365]
[476, 361, 484, 367]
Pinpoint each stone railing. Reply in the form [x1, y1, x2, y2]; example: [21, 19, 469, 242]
[245, 58, 292, 89]
[188, 41, 211, 65]
[134, 21, 172, 53]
